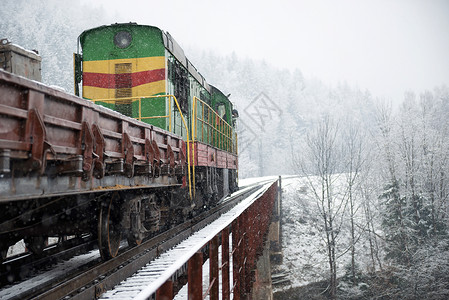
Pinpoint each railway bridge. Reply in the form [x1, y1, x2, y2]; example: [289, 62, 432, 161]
[99, 179, 283, 300]
[0, 178, 282, 300]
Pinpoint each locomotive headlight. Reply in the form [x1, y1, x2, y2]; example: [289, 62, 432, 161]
[114, 31, 132, 48]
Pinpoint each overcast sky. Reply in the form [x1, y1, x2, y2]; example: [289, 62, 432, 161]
[84, 0, 449, 102]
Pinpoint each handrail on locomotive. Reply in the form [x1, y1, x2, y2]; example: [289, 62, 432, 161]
[88, 95, 238, 153]
[192, 96, 238, 155]
[90, 94, 195, 200]
[88, 94, 238, 202]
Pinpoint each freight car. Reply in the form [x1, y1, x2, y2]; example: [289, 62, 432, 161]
[0, 23, 238, 260]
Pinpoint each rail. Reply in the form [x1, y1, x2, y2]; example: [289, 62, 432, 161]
[89, 95, 193, 201]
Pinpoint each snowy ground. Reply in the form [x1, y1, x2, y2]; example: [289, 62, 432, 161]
[273, 175, 381, 292]
[273, 176, 330, 289]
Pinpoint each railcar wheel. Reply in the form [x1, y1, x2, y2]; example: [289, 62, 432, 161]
[98, 193, 122, 260]
[24, 236, 47, 256]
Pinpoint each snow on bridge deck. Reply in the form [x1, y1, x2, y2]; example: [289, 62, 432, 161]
[100, 180, 276, 300]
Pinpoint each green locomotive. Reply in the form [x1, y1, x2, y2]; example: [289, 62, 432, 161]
[75, 23, 238, 204]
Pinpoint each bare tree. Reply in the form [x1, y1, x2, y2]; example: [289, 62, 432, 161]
[295, 115, 343, 299]
[341, 120, 366, 284]
[360, 179, 383, 272]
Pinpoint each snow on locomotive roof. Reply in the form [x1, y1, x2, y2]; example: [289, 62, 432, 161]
[162, 31, 211, 94]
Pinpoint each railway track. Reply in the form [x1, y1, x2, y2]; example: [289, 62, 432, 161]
[0, 235, 96, 286]
[0, 182, 267, 300]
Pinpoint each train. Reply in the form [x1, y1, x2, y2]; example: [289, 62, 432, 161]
[0, 23, 238, 260]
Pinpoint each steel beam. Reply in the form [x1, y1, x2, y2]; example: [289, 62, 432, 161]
[222, 227, 230, 300]
[209, 235, 219, 300]
[156, 280, 173, 300]
[188, 252, 203, 300]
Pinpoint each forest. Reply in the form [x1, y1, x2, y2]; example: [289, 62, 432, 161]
[2, 1, 449, 298]
[198, 50, 449, 299]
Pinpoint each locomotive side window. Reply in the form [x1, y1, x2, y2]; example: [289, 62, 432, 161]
[169, 59, 189, 114]
[217, 104, 226, 120]
[200, 91, 211, 105]
[114, 31, 132, 49]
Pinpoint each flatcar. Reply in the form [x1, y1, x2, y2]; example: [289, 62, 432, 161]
[0, 23, 238, 260]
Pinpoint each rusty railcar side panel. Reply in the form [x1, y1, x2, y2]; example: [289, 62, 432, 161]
[190, 141, 237, 170]
[226, 153, 238, 170]
[217, 150, 227, 169]
[0, 69, 186, 201]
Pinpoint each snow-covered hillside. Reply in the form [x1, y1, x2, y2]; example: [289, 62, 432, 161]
[273, 176, 383, 294]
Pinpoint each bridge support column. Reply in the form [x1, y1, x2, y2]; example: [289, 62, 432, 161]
[269, 176, 283, 264]
[252, 176, 283, 299]
[188, 252, 203, 300]
[252, 239, 273, 300]
[156, 280, 173, 300]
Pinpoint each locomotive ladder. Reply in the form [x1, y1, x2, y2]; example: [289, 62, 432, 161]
[99, 180, 279, 300]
